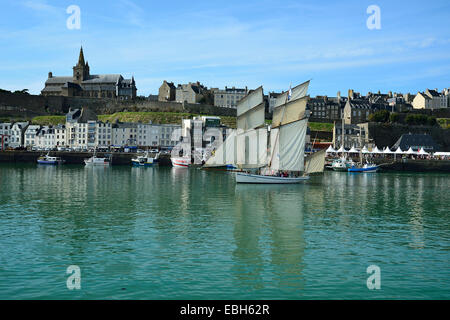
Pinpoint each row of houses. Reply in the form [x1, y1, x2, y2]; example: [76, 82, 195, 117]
[0, 109, 181, 150]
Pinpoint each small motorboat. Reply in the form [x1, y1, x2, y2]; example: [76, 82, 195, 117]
[348, 163, 379, 173]
[37, 153, 65, 165]
[84, 152, 112, 166]
[331, 157, 355, 172]
[132, 151, 159, 167]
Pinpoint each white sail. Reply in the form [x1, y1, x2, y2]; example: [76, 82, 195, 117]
[236, 128, 268, 168]
[305, 149, 326, 174]
[237, 86, 265, 131]
[278, 119, 308, 171]
[269, 127, 280, 171]
[274, 80, 310, 109]
[272, 96, 308, 128]
[204, 130, 236, 167]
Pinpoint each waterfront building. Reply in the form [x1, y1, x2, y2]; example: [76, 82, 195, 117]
[0, 122, 12, 149]
[65, 108, 98, 149]
[158, 124, 181, 148]
[158, 81, 176, 102]
[24, 125, 41, 148]
[41, 47, 137, 100]
[213, 86, 248, 109]
[9, 122, 29, 149]
[93, 121, 112, 148]
[111, 122, 138, 147]
[136, 123, 160, 148]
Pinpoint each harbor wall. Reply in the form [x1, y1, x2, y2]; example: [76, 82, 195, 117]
[0, 151, 172, 166]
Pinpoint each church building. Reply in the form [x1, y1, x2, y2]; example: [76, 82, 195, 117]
[41, 47, 137, 100]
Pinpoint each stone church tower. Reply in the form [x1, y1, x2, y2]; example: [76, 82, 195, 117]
[72, 47, 90, 84]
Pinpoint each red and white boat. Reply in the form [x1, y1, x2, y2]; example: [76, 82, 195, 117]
[171, 156, 191, 168]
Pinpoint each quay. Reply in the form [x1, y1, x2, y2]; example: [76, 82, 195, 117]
[0, 150, 173, 166]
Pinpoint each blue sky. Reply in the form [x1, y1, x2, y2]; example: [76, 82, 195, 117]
[0, 0, 449, 97]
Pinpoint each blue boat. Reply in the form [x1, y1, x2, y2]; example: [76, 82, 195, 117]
[348, 163, 379, 173]
[37, 153, 65, 165]
[131, 151, 159, 167]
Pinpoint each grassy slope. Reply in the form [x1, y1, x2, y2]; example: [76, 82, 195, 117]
[31, 112, 334, 132]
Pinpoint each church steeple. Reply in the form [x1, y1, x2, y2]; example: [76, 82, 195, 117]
[73, 46, 89, 84]
[78, 46, 85, 66]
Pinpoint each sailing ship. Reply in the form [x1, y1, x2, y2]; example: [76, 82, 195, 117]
[204, 81, 324, 184]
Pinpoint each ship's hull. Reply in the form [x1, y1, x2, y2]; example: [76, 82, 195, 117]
[84, 159, 111, 166]
[171, 157, 190, 168]
[37, 160, 64, 165]
[236, 172, 310, 184]
[348, 166, 379, 173]
[131, 159, 154, 167]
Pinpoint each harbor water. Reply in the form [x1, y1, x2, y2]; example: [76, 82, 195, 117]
[0, 163, 449, 299]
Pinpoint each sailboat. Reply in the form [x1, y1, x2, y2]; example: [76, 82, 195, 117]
[204, 81, 324, 184]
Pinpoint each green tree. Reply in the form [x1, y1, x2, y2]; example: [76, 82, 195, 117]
[389, 112, 400, 123]
[368, 110, 390, 122]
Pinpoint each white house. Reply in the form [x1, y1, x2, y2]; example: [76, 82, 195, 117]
[24, 125, 41, 148]
[9, 122, 29, 148]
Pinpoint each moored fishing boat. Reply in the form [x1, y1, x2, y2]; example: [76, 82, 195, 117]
[348, 163, 379, 173]
[132, 151, 159, 167]
[37, 153, 65, 165]
[84, 151, 112, 166]
[331, 157, 355, 172]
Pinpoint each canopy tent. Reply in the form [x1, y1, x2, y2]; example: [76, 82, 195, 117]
[326, 145, 337, 153]
[434, 152, 450, 156]
[383, 146, 394, 154]
[394, 147, 404, 154]
[372, 146, 383, 154]
[361, 146, 371, 154]
[348, 146, 359, 153]
[417, 147, 429, 156]
[337, 146, 347, 153]
[405, 147, 418, 155]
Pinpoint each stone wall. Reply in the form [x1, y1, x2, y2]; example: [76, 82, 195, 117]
[368, 122, 450, 151]
[0, 91, 237, 120]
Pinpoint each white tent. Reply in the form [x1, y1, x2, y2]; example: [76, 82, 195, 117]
[383, 146, 394, 154]
[362, 146, 371, 154]
[405, 147, 418, 155]
[326, 145, 337, 153]
[348, 146, 359, 153]
[372, 146, 383, 154]
[394, 147, 404, 154]
[418, 147, 429, 156]
[337, 146, 347, 153]
[434, 152, 450, 156]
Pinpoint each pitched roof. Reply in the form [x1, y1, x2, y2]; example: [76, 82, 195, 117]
[392, 133, 439, 151]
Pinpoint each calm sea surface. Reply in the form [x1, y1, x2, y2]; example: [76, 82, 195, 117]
[0, 163, 448, 299]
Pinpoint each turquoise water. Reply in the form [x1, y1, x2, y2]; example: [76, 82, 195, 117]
[0, 163, 449, 299]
